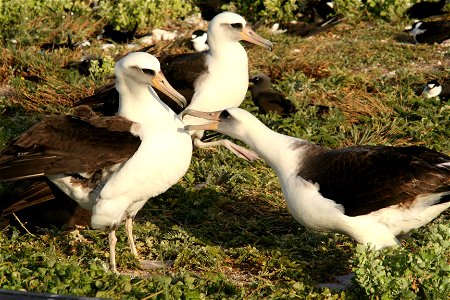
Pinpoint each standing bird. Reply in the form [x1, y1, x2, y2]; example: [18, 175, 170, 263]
[191, 29, 209, 52]
[249, 74, 297, 117]
[406, 20, 450, 44]
[406, 0, 448, 19]
[0, 52, 193, 272]
[181, 12, 272, 161]
[183, 108, 450, 249]
[75, 12, 273, 161]
[422, 79, 450, 101]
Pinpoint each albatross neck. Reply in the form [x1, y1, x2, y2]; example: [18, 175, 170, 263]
[236, 118, 305, 177]
[116, 80, 179, 125]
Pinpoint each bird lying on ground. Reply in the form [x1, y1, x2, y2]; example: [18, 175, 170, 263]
[183, 108, 450, 249]
[249, 74, 297, 117]
[406, 20, 450, 44]
[422, 79, 450, 101]
[191, 29, 209, 52]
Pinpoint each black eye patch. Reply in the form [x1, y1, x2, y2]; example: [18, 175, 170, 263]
[230, 23, 243, 30]
[220, 110, 231, 120]
[141, 68, 156, 76]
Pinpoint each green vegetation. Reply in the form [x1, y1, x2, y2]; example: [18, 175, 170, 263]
[1, 0, 449, 299]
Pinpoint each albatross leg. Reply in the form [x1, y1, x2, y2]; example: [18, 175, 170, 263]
[124, 217, 173, 270]
[125, 217, 138, 256]
[194, 138, 259, 161]
[108, 229, 118, 273]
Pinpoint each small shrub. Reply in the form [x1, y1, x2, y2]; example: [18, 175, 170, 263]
[353, 222, 450, 299]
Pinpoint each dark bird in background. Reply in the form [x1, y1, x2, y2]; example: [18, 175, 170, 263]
[63, 57, 103, 76]
[249, 74, 297, 117]
[249, 74, 329, 117]
[40, 34, 75, 51]
[307, 0, 336, 24]
[274, 1, 341, 37]
[100, 23, 138, 44]
[406, 0, 448, 19]
[191, 29, 209, 52]
[277, 18, 342, 37]
[406, 20, 450, 44]
[194, 0, 232, 20]
[422, 79, 450, 101]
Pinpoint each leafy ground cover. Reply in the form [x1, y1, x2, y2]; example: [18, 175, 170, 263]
[0, 1, 449, 299]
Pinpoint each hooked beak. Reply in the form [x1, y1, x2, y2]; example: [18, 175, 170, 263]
[182, 109, 223, 131]
[152, 71, 187, 108]
[240, 24, 273, 51]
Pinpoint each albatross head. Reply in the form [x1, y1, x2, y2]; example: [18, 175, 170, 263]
[422, 80, 442, 98]
[208, 12, 273, 51]
[115, 52, 187, 108]
[182, 107, 259, 141]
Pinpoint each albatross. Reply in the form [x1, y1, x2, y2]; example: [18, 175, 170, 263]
[182, 108, 450, 249]
[0, 52, 193, 272]
[74, 12, 273, 161]
[181, 12, 273, 161]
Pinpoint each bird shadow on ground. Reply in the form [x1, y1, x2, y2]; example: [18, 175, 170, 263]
[133, 184, 354, 283]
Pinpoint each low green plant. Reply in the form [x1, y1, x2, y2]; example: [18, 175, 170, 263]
[96, 0, 197, 29]
[335, 0, 412, 22]
[353, 220, 450, 299]
[89, 56, 115, 81]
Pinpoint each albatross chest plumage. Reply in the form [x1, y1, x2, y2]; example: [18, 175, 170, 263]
[190, 46, 249, 111]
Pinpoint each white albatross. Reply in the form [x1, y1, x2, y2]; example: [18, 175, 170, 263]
[181, 12, 273, 161]
[0, 52, 193, 272]
[182, 108, 450, 249]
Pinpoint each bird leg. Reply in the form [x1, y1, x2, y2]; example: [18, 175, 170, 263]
[124, 217, 173, 270]
[108, 228, 118, 273]
[125, 217, 138, 257]
[194, 138, 259, 161]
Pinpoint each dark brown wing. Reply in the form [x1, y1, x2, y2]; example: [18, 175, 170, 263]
[1, 178, 91, 229]
[0, 106, 141, 181]
[253, 91, 297, 117]
[299, 145, 450, 216]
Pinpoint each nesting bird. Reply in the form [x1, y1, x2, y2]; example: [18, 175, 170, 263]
[422, 79, 450, 101]
[406, 0, 448, 19]
[183, 108, 450, 249]
[0, 52, 193, 272]
[249, 74, 297, 117]
[191, 29, 209, 52]
[406, 20, 450, 44]
[100, 23, 138, 44]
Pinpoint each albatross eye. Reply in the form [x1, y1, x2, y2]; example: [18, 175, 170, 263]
[142, 68, 155, 76]
[230, 23, 243, 30]
[220, 110, 231, 120]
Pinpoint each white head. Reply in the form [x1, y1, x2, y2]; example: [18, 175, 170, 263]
[115, 52, 186, 108]
[409, 21, 425, 37]
[182, 107, 262, 142]
[422, 80, 442, 98]
[207, 12, 273, 51]
[191, 29, 209, 52]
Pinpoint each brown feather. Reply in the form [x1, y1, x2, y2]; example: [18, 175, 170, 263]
[0, 106, 141, 181]
[296, 144, 450, 216]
